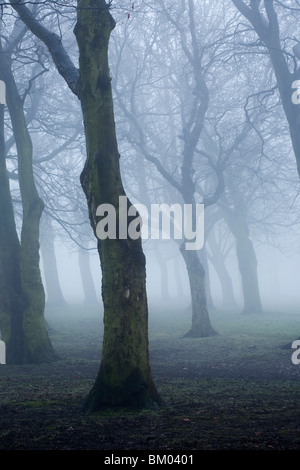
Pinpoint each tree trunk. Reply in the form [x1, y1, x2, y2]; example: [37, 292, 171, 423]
[180, 181, 216, 336]
[180, 244, 217, 337]
[41, 218, 66, 307]
[208, 229, 237, 309]
[0, 102, 25, 363]
[198, 247, 215, 310]
[223, 204, 263, 314]
[235, 233, 262, 314]
[0, 43, 56, 363]
[74, 0, 160, 411]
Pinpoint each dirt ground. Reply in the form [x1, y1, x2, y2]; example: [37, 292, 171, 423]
[0, 307, 300, 451]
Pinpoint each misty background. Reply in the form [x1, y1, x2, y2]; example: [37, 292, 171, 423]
[3, 0, 300, 321]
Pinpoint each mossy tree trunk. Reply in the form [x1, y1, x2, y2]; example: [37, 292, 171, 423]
[0, 42, 57, 363]
[0, 102, 25, 362]
[8, 0, 160, 409]
[74, 0, 160, 411]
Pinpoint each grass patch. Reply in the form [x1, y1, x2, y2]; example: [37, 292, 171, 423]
[0, 304, 299, 450]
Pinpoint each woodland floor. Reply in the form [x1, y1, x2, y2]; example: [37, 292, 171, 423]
[1, 304, 300, 453]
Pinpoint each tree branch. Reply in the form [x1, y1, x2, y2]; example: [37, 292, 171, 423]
[9, 0, 80, 96]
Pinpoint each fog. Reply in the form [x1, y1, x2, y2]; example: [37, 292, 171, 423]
[2, 0, 300, 345]
[2, 0, 300, 450]
[45, 234, 300, 314]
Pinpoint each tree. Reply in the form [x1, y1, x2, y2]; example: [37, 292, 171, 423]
[220, 186, 263, 314]
[111, 0, 229, 337]
[0, 81, 24, 361]
[9, 0, 161, 411]
[231, 0, 300, 177]
[0, 16, 57, 363]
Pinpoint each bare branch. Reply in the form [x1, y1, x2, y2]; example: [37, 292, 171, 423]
[9, 0, 80, 95]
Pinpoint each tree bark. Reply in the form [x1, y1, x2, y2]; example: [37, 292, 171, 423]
[74, 0, 160, 411]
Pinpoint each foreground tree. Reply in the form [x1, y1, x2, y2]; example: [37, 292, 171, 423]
[75, 1, 160, 410]
[10, 0, 161, 411]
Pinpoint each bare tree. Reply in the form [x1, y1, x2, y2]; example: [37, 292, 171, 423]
[232, 0, 300, 177]
[112, 0, 232, 336]
[0, 13, 57, 363]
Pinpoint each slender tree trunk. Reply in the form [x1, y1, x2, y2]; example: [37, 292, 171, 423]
[74, 0, 160, 411]
[223, 204, 263, 314]
[198, 247, 215, 310]
[180, 176, 216, 336]
[180, 244, 217, 337]
[0, 102, 25, 363]
[179, 229, 216, 337]
[0, 43, 56, 363]
[235, 233, 262, 314]
[208, 229, 237, 309]
[41, 218, 66, 307]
